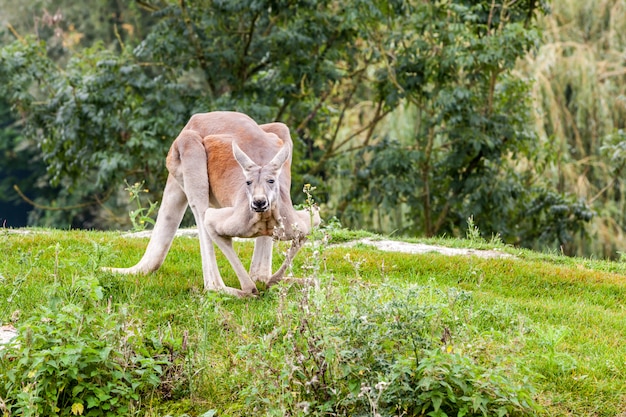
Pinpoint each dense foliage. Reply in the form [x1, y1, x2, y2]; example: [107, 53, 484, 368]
[519, 0, 626, 257]
[0, 0, 604, 254]
[0, 275, 184, 417]
[237, 284, 539, 416]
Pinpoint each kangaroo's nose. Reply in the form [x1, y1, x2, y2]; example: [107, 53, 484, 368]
[252, 197, 269, 212]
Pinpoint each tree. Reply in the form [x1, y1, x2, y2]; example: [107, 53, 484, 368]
[332, 0, 592, 253]
[0, 0, 594, 254]
[0, 0, 158, 228]
[0, 0, 375, 228]
[520, 0, 626, 257]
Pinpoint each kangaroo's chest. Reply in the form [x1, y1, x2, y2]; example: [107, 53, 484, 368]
[249, 211, 283, 237]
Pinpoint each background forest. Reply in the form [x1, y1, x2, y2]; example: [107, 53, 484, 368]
[0, 0, 625, 258]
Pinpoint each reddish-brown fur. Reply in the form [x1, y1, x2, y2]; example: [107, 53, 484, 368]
[204, 135, 285, 208]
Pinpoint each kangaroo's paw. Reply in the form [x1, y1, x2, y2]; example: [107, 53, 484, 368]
[218, 286, 259, 298]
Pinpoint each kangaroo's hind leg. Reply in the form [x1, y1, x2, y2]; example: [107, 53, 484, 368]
[168, 130, 248, 296]
[104, 174, 187, 275]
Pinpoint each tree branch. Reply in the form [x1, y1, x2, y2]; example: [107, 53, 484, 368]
[309, 103, 391, 175]
[239, 12, 260, 84]
[13, 185, 105, 211]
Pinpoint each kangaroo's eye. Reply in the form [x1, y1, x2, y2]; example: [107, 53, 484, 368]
[267, 179, 275, 184]
[246, 180, 252, 186]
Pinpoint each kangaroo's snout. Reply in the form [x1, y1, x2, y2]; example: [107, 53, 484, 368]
[252, 197, 269, 212]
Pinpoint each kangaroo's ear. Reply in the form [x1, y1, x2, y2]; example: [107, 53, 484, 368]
[268, 144, 291, 173]
[232, 142, 259, 172]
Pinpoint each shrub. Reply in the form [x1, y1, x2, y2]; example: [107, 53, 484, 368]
[0, 276, 174, 417]
[236, 283, 540, 416]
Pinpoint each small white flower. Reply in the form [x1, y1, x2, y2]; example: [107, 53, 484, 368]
[358, 382, 371, 397]
[375, 381, 388, 391]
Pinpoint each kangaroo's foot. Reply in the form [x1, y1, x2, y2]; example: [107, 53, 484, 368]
[218, 285, 259, 298]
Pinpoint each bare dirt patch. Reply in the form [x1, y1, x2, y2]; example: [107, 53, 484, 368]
[338, 238, 514, 259]
[0, 325, 17, 348]
[119, 229, 514, 259]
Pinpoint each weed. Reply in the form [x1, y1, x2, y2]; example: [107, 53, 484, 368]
[302, 183, 317, 219]
[0, 274, 188, 416]
[124, 180, 158, 232]
[236, 282, 540, 416]
[533, 325, 578, 377]
[466, 215, 482, 243]
[343, 252, 365, 279]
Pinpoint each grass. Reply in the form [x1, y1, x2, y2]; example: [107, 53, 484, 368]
[1, 227, 626, 416]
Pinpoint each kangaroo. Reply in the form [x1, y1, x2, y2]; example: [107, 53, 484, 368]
[105, 111, 320, 297]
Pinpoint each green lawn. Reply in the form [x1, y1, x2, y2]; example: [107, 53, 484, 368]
[1, 228, 625, 416]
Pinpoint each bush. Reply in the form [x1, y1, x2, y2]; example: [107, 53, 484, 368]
[235, 283, 540, 416]
[0, 276, 175, 417]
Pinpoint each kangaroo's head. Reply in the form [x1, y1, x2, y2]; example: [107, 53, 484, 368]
[232, 142, 290, 213]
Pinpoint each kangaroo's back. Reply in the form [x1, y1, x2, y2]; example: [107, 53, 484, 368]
[180, 112, 291, 208]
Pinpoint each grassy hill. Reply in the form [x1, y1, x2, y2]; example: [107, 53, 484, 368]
[1, 228, 625, 416]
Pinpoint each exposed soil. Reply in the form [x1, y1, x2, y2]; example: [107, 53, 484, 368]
[339, 237, 514, 259]
[0, 325, 17, 347]
[120, 229, 515, 259]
